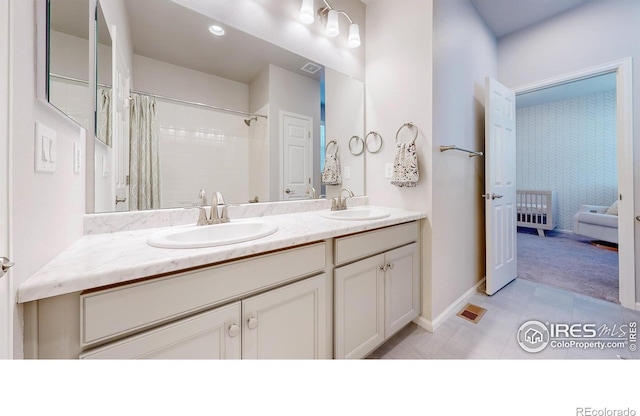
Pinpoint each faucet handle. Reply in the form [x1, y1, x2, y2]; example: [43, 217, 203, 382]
[220, 204, 238, 223]
[185, 206, 209, 226]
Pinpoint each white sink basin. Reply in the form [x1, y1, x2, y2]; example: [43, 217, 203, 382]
[147, 220, 279, 249]
[319, 207, 390, 221]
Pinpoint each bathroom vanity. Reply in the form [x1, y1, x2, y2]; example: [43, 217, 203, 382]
[19, 203, 425, 359]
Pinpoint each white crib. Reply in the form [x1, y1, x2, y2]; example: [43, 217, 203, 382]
[516, 190, 558, 236]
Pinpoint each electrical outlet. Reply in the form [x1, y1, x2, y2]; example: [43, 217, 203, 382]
[384, 163, 393, 179]
[344, 166, 351, 179]
[73, 141, 82, 174]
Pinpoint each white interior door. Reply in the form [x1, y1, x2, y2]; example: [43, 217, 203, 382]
[485, 77, 517, 295]
[282, 112, 312, 201]
[0, 0, 12, 359]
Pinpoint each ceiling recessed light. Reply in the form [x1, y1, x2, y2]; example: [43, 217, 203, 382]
[208, 25, 225, 36]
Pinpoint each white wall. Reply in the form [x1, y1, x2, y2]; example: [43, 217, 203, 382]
[517, 91, 618, 231]
[9, 0, 86, 357]
[133, 55, 250, 112]
[364, 0, 433, 319]
[497, 0, 640, 305]
[429, 0, 497, 321]
[324, 68, 365, 199]
[178, 0, 366, 81]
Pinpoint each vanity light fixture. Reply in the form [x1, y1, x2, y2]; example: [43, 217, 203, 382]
[299, 0, 361, 48]
[208, 24, 225, 36]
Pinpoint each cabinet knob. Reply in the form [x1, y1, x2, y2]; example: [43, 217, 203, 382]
[379, 265, 386, 271]
[228, 323, 240, 338]
[247, 316, 259, 330]
[387, 263, 394, 270]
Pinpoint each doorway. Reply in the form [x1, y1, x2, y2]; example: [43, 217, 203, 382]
[512, 59, 635, 309]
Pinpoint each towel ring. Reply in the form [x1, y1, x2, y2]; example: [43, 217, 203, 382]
[348, 135, 364, 156]
[325, 140, 339, 154]
[395, 122, 418, 144]
[365, 131, 383, 154]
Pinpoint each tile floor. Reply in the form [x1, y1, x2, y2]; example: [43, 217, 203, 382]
[368, 278, 640, 359]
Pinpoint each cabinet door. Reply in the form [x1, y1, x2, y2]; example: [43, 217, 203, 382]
[80, 302, 241, 359]
[335, 254, 385, 359]
[242, 274, 327, 359]
[384, 243, 420, 337]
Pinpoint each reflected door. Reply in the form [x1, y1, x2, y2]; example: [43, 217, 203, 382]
[282, 112, 313, 201]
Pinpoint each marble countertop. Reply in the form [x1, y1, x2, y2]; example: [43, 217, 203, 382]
[18, 206, 426, 303]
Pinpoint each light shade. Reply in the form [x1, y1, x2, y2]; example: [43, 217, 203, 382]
[299, 0, 314, 24]
[347, 23, 360, 48]
[325, 9, 339, 37]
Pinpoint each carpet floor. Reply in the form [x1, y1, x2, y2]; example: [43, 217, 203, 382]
[517, 228, 619, 304]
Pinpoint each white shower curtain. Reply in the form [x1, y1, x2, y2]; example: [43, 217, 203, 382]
[97, 87, 112, 146]
[129, 93, 160, 210]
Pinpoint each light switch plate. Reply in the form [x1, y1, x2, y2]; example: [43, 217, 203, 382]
[34, 122, 57, 173]
[384, 163, 393, 179]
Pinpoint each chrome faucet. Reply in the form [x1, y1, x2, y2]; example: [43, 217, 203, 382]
[188, 191, 229, 225]
[332, 188, 354, 211]
[209, 191, 229, 224]
[305, 186, 317, 199]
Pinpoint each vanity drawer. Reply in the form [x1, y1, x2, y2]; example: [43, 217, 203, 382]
[334, 221, 418, 266]
[80, 242, 326, 347]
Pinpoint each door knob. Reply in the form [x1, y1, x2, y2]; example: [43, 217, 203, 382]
[228, 323, 240, 338]
[285, 188, 294, 194]
[247, 316, 258, 330]
[636, 215, 640, 222]
[1, 257, 14, 273]
[482, 193, 503, 200]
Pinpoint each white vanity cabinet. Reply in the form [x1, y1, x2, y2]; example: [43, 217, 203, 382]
[80, 273, 327, 359]
[26, 242, 330, 359]
[80, 302, 242, 359]
[334, 223, 420, 359]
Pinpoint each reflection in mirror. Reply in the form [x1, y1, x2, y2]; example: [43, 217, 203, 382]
[89, 0, 365, 213]
[95, 2, 112, 146]
[47, 0, 91, 129]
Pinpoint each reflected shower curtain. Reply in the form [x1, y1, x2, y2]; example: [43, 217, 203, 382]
[129, 93, 160, 210]
[97, 87, 112, 146]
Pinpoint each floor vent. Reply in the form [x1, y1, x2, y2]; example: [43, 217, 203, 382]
[457, 303, 487, 324]
[590, 240, 618, 252]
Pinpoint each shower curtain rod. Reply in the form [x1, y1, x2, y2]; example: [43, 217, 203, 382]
[50, 73, 267, 119]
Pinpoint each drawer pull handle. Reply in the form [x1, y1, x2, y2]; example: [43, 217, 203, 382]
[247, 316, 259, 330]
[228, 324, 240, 338]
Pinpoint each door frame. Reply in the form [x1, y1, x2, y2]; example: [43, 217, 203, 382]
[279, 110, 314, 200]
[512, 58, 635, 310]
[0, 0, 12, 358]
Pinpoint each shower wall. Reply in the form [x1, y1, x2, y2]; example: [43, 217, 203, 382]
[156, 101, 268, 207]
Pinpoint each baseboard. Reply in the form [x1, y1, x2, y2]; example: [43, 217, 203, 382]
[414, 278, 486, 333]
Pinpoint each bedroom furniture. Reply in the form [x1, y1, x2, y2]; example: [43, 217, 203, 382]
[516, 190, 558, 236]
[572, 204, 618, 244]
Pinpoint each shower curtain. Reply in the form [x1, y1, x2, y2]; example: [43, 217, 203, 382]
[129, 92, 161, 210]
[97, 87, 112, 146]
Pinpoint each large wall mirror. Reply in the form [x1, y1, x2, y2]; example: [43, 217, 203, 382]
[85, 0, 365, 213]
